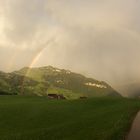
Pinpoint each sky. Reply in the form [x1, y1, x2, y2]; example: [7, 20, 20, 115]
[0, 0, 140, 96]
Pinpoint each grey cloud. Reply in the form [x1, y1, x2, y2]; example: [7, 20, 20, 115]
[0, 0, 140, 96]
[2, 0, 50, 45]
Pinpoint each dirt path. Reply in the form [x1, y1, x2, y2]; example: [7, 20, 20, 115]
[127, 111, 140, 140]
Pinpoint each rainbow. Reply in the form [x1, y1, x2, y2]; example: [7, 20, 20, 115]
[20, 38, 55, 94]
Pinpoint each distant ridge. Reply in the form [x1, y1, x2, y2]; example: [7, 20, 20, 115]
[0, 66, 121, 99]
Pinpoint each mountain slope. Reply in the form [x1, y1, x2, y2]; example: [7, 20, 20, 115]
[10, 66, 120, 98]
[0, 71, 42, 95]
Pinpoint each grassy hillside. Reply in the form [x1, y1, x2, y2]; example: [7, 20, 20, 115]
[11, 66, 120, 98]
[0, 96, 139, 140]
[0, 71, 44, 96]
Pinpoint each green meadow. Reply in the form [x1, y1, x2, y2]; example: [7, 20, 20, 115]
[0, 96, 139, 140]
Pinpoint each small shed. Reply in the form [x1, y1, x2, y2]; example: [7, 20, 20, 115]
[47, 94, 66, 100]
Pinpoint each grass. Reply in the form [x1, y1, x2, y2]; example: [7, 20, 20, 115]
[0, 96, 140, 140]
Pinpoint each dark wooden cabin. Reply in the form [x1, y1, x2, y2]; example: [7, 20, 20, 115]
[79, 96, 87, 99]
[47, 94, 66, 99]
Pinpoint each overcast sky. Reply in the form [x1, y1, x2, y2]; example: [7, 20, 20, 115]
[0, 0, 140, 96]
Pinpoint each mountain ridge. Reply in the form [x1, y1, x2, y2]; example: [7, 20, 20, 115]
[0, 66, 121, 99]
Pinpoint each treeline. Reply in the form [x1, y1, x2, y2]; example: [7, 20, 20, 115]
[0, 90, 17, 95]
